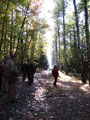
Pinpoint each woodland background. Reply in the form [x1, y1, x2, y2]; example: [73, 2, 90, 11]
[0, 0, 90, 84]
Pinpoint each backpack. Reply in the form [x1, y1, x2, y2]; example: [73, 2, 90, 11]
[52, 66, 59, 77]
[3, 61, 11, 78]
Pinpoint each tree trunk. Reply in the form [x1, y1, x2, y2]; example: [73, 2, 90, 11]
[58, 25, 61, 70]
[4, 21, 7, 56]
[0, 2, 9, 57]
[10, 9, 13, 55]
[55, 35, 58, 65]
[73, 27, 77, 48]
[63, 0, 67, 74]
[73, 0, 85, 83]
[84, 0, 90, 85]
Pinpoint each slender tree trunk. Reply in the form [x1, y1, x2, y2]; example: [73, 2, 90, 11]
[73, 0, 85, 83]
[84, 0, 90, 85]
[55, 35, 58, 65]
[73, 27, 77, 47]
[63, 0, 67, 74]
[24, 29, 28, 59]
[0, 2, 9, 57]
[4, 21, 7, 56]
[10, 9, 13, 55]
[58, 25, 61, 70]
[30, 38, 36, 60]
[13, 10, 18, 53]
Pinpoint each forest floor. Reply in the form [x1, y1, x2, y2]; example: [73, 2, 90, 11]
[0, 70, 90, 120]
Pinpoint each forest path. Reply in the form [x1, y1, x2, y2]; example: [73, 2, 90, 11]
[0, 70, 90, 120]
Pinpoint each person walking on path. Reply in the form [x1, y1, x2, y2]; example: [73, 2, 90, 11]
[7, 55, 19, 103]
[3, 55, 10, 93]
[27, 60, 36, 85]
[21, 61, 28, 81]
[52, 65, 59, 87]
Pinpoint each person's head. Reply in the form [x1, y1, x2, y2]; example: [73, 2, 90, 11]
[24, 61, 27, 64]
[54, 65, 57, 68]
[54, 65, 58, 69]
[29, 60, 33, 64]
[10, 54, 17, 61]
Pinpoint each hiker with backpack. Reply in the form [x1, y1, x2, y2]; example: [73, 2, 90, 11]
[52, 65, 59, 87]
[3, 55, 11, 93]
[27, 60, 36, 85]
[7, 54, 19, 103]
[3, 55, 19, 103]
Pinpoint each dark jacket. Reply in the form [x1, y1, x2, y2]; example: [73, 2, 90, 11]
[21, 63, 28, 73]
[8, 60, 19, 83]
[27, 63, 36, 76]
[52, 66, 59, 78]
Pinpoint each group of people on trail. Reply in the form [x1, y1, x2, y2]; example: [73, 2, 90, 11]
[21, 60, 36, 85]
[21, 61, 59, 87]
[0, 55, 36, 103]
[0, 53, 59, 103]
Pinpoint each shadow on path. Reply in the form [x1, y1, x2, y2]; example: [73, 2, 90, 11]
[0, 70, 90, 120]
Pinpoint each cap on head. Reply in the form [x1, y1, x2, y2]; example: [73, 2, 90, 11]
[10, 54, 16, 59]
[54, 65, 57, 67]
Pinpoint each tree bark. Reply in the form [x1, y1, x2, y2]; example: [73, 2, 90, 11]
[55, 35, 58, 65]
[73, 27, 77, 48]
[58, 25, 61, 70]
[0, 1, 9, 57]
[4, 20, 7, 56]
[84, 0, 90, 85]
[10, 9, 13, 55]
[63, 0, 67, 74]
[73, 0, 85, 83]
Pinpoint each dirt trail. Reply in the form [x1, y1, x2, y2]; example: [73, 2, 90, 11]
[0, 70, 90, 120]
